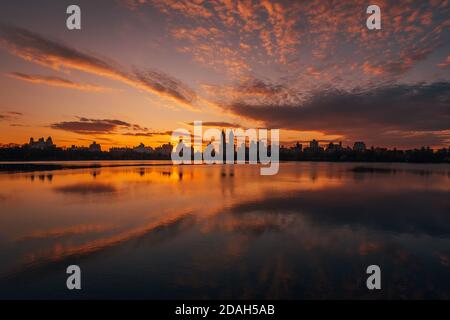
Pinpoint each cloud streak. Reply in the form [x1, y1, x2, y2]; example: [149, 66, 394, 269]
[0, 111, 22, 121]
[0, 24, 197, 109]
[50, 117, 151, 136]
[7, 72, 114, 92]
[49, 116, 172, 139]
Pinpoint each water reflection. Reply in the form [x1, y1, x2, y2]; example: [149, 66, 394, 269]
[54, 182, 117, 195]
[0, 162, 449, 299]
[29, 174, 54, 183]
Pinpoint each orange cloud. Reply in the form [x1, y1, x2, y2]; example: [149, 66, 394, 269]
[362, 62, 384, 76]
[0, 24, 198, 110]
[437, 55, 450, 68]
[7, 72, 114, 92]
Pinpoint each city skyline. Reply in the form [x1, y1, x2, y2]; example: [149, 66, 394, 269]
[5, 133, 450, 151]
[0, 1, 449, 150]
[2, 132, 449, 165]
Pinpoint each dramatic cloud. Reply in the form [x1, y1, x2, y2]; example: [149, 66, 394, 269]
[237, 79, 286, 97]
[51, 118, 129, 135]
[0, 24, 197, 108]
[227, 81, 450, 147]
[134, 69, 197, 108]
[1, 1, 450, 148]
[7, 72, 114, 92]
[50, 117, 151, 136]
[123, 0, 449, 88]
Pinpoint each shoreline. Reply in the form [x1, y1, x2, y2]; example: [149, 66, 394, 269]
[0, 160, 449, 174]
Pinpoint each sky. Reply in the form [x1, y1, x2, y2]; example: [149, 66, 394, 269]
[0, 0, 449, 149]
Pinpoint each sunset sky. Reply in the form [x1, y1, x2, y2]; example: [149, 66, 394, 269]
[0, 0, 449, 149]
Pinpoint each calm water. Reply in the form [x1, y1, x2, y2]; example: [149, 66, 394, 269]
[0, 161, 449, 299]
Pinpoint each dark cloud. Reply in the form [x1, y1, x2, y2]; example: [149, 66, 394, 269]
[237, 78, 287, 97]
[134, 69, 197, 106]
[51, 118, 130, 135]
[186, 121, 241, 128]
[122, 132, 167, 137]
[228, 82, 450, 147]
[77, 117, 130, 127]
[0, 111, 23, 121]
[50, 116, 166, 138]
[0, 24, 197, 108]
[50, 117, 151, 136]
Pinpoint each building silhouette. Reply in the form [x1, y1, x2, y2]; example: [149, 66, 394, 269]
[133, 143, 153, 154]
[326, 141, 343, 153]
[353, 141, 367, 152]
[155, 142, 173, 156]
[88, 141, 102, 152]
[28, 136, 55, 150]
[1, 137, 449, 163]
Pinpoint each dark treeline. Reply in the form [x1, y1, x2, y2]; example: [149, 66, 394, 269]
[279, 146, 450, 163]
[0, 145, 449, 163]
